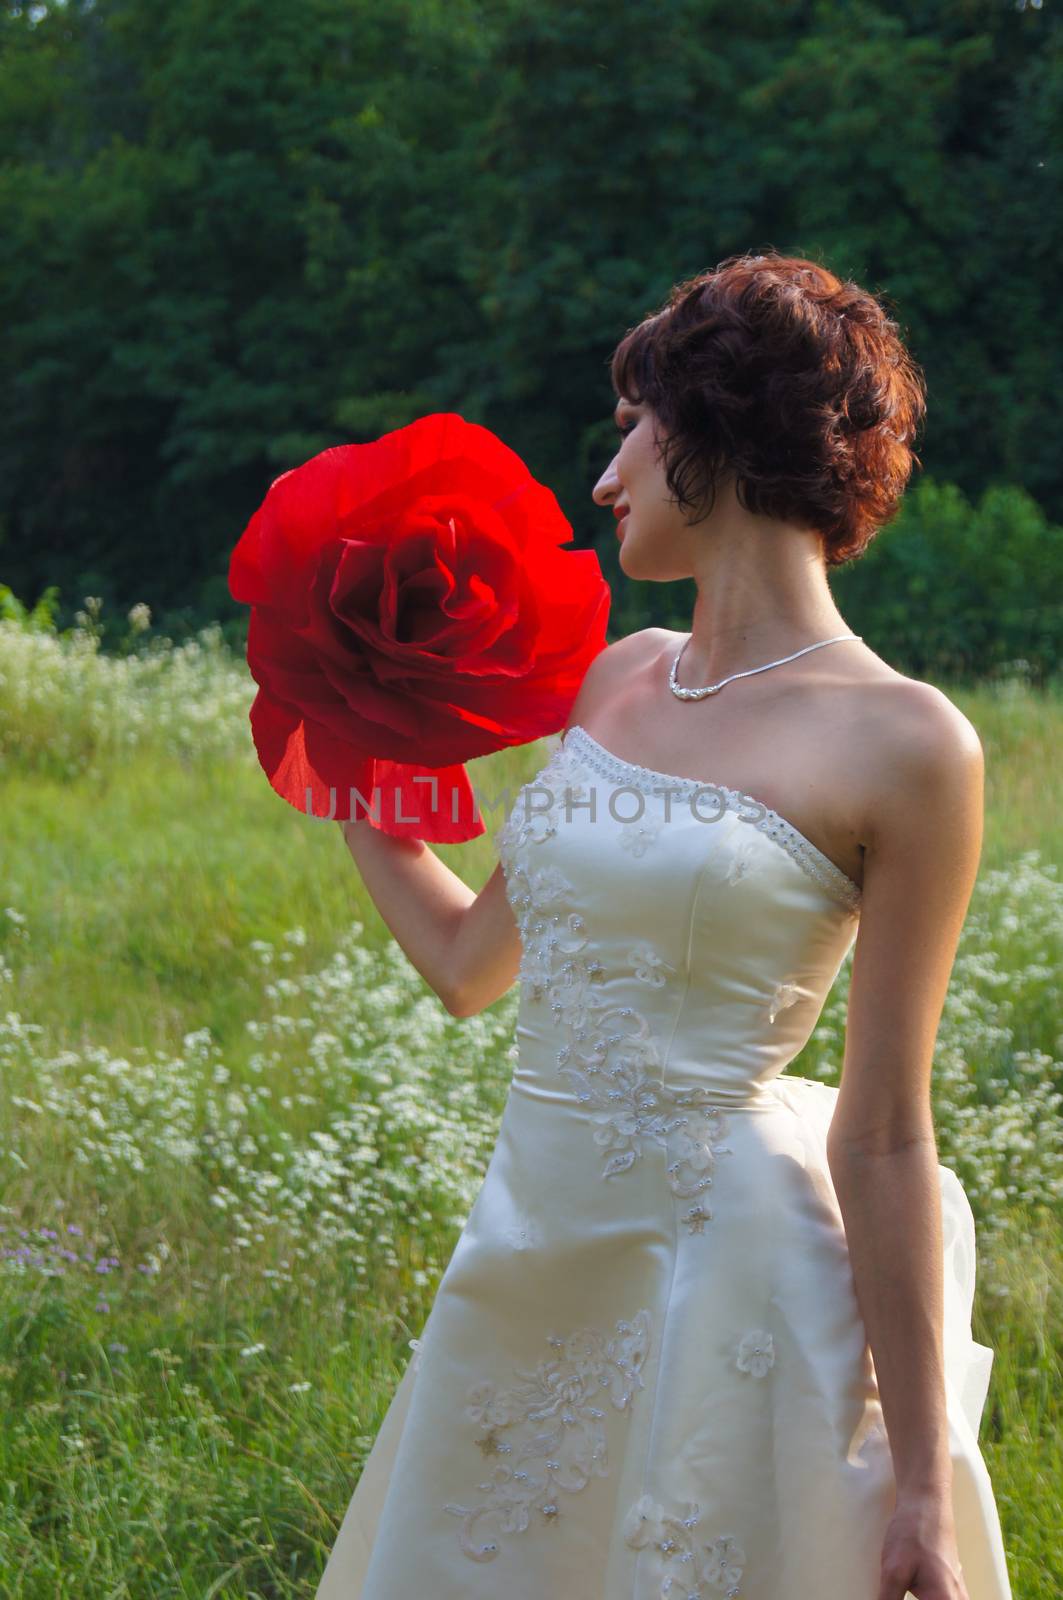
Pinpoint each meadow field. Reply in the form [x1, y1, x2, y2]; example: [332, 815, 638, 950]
[0, 608, 1059, 1596]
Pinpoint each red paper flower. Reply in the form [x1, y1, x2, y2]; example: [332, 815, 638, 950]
[228, 412, 611, 839]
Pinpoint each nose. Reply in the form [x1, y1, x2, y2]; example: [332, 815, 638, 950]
[592, 453, 621, 508]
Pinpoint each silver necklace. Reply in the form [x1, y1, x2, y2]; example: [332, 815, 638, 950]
[668, 632, 861, 700]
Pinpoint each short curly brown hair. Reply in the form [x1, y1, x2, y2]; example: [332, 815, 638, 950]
[609, 250, 927, 564]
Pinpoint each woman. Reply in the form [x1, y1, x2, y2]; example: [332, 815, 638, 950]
[315, 251, 1013, 1599]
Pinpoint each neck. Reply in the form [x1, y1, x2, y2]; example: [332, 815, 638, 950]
[679, 519, 851, 685]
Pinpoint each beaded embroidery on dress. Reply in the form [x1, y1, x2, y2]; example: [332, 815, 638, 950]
[316, 727, 1013, 1600]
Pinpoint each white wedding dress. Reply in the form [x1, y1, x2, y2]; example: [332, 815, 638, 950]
[316, 723, 1013, 1599]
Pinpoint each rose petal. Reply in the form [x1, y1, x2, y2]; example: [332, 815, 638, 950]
[248, 688, 484, 837]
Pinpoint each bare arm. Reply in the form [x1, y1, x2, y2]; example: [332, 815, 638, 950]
[334, 628, 652, 1016]
[335, 822, 521, 1017]
[826, 684, 985, 1510]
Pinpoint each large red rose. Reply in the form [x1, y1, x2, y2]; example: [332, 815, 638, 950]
[228, 412, 611, 839]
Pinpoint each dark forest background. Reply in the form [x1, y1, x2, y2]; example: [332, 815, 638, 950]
[1, 0, 1060, 681]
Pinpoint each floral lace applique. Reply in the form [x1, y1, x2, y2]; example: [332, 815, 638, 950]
[494, 746, 593, 862]
[722, 837, 759, 885]
[618, 812, 665, 857]
[444, 1308, 653, 1562]
[501, 1213, 543, 1252]
[497, 743, 734, 1236]
[558, 1005, 734, 1230]
[507, 863, 579, 998]
[623, 1494, 746, 1598]
[629, 941, 675, 987]
[766, 979, 802, 1025]
[735, 1328, 775, 1378]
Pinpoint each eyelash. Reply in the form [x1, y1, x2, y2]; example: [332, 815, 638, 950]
[616, 420, 635, 436]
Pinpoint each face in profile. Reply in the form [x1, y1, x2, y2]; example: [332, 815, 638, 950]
[593, 397, 730, 582]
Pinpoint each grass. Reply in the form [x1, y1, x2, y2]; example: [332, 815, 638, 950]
[0, 614, 1058, 1595]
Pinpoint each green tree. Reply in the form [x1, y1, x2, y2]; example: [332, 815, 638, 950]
[0, 0, 1058, 677]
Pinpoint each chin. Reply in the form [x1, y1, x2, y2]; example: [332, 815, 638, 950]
[619, 547, 650, 581]
[618, 538, 658, 581]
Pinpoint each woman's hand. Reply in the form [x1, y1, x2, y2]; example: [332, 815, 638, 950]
[877, 1492, 969, 1600]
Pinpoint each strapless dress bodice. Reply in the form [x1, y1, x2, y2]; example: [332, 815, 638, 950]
[494, 724, 861, 1115]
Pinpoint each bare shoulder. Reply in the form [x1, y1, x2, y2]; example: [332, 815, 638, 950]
[562, 628, 668, 732]
[860, 673, 984, 846]
[882, 673, 982, 758]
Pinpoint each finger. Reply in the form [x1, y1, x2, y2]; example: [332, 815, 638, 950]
[876, 1566, 916, 1600]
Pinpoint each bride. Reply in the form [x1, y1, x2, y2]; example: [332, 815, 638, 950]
[320, 250, 1012, 1600]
